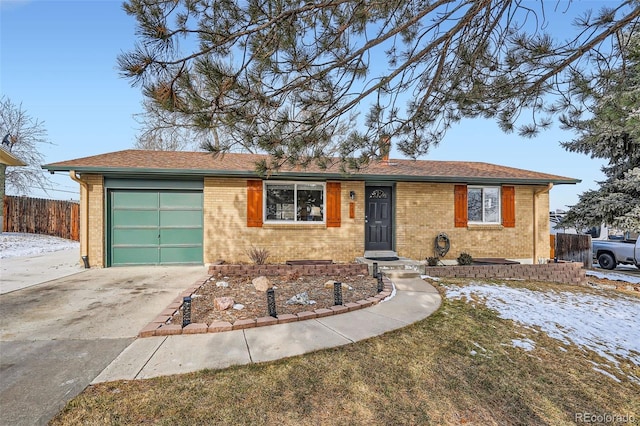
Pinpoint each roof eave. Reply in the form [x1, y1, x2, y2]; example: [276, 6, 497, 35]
[42, 165, 580, 185]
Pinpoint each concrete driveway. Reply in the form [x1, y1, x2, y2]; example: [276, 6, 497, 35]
[0, 250, 209, 425]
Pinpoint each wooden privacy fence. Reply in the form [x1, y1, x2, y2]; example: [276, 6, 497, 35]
[554, 233, 592, 268]
[3, 195, 80, 241]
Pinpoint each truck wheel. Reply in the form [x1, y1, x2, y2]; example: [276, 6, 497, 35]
[597, 253, 616, 270]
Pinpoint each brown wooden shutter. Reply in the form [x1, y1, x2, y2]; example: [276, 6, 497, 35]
[454, 184, 468, 227]
[501, 185, 515, 228]
[247, 180, 263, 227]
[326, 182, 341, 227]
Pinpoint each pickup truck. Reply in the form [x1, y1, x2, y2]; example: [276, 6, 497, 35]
[592, 238, 640, 270]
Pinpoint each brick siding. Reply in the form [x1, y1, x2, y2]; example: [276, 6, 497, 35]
[82, 175, 551, 267]
[85, 174, 105, 267]
[395, 182, 550, 263]
[203, 177, 365, 264]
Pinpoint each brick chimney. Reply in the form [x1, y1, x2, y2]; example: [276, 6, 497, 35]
[380, 136, 390, 165]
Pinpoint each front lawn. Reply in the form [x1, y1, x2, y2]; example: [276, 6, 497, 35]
[51, 278, 640, 426]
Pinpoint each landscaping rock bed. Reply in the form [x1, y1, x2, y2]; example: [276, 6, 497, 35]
[170, 274, 379, 326]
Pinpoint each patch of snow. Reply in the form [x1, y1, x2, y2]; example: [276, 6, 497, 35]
[445, 283, 640, 383]
[0, 232, 79, 259]
[592, 367, 622, 383]
[472, 342, 487, 352]
[380, 281, 397, 303]
[421, 274, 441, 281]
[511, 338, 536, 351]
[586, 269, 640, 285]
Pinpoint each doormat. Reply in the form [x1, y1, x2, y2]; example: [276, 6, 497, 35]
[365, 257, 400, 261]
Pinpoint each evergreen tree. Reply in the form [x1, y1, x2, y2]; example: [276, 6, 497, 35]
[118, 0, 640, 172]
[559, 32, 640, 232]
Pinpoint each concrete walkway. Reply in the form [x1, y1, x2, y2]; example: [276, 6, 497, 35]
[93, 275, 441, 382]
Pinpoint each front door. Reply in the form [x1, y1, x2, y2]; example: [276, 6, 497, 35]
[365, 186, 393, 251]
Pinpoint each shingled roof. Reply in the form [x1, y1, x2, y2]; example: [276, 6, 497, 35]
[43, 149, 579, 185]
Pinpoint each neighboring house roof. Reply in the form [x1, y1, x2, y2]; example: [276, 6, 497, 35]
[43, 149, 580, 185]
[0, 147, 26, 166]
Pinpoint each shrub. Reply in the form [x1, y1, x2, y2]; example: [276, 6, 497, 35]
[457, 252, 473, 265]
[246, 246, 270, 265]
[426, 256, 439, 266]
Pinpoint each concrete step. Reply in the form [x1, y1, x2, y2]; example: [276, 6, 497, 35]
[363, 250, 399, 259]
[383, 269, 422, 279]
[355, 256, 424, 276]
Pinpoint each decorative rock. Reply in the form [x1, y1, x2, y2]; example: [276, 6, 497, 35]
[323, 280, 352, 290]
[286, 292, 315, 305]
[216, 281, 230, 288]
[252, 276, 272, 292]
[233, 303, 245, 310]
[214, 297, 235, 310]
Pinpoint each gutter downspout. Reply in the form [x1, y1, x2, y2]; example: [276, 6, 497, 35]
[70, 171, 90, 268]
[533, 183, 553, 263]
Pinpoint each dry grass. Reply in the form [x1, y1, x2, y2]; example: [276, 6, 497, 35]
[51, 278, 640, 426]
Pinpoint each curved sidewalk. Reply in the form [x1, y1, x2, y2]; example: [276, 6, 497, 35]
[92, 275, 441, 383]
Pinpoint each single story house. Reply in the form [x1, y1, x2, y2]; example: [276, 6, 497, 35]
[43, 149, 579, 267]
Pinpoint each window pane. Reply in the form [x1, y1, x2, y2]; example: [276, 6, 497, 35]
[297, 185, 324, 221]
[484, 188, 500, 222]
[468, 188, 482, 222]
[266, 185, 294, 220]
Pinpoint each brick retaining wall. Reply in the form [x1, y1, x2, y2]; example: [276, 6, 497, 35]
[208, 263, 370, 277]
[208, 262, 587, 286]
[423, 262, 587, 285]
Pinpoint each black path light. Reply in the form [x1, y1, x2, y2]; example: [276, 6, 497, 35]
[182, 296, 192, 328]
[377, 273, 384, 292]
[334, 281, 343, 305]
[372, 262, 379, 278]
[267, 288, 277, 318]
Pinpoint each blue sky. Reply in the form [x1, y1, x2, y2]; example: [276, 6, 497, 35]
[1, 0, 609, 211]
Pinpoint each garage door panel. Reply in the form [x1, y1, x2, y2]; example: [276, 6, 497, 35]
[160, 210, 202, 226]
[112, 247, 159, 265]
[113, 228, 158, 245]
[160, 192, 202, 208]
[160, 228, 202, 245]
[160, 247, 202, 264]
[112, 209, 158, 224]
[112, 192, 158, 208]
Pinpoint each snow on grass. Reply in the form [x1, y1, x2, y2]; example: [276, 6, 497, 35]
[586, 269, 640, 284]
[0, 232, 79, 259]
[445, 282, 640, 383]
[510, 338, 536, 351]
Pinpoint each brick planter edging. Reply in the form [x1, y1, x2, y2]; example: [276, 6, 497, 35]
[139, 272, 391, 338]
[423, 261, 587, 286]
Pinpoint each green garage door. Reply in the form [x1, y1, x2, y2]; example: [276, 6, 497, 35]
[109, 190, 203, 266]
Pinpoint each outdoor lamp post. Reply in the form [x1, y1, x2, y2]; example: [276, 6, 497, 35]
[334, 281, 343, 305]
[182, 296, 192, 328]
[267, 288, 277, 318]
